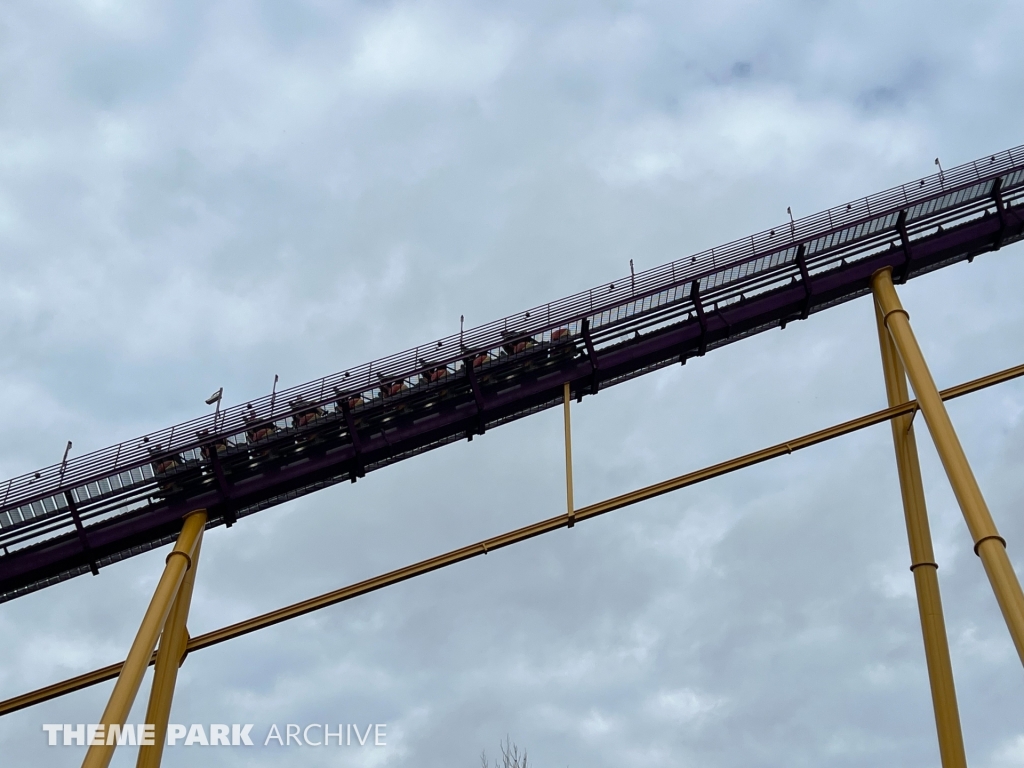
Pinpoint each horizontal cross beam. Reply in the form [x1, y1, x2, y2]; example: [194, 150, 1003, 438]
[3, 359, 1021, 718]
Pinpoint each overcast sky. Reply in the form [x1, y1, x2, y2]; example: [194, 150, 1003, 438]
[1, 1, 1023, 766]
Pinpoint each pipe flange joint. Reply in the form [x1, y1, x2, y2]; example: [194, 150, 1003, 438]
[973, 534, 1007, 555]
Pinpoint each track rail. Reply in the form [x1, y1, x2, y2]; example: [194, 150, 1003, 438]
[1, 146, 1022, 602]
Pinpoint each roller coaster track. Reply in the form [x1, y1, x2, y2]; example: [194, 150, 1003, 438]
[2, 147, 1023, 603]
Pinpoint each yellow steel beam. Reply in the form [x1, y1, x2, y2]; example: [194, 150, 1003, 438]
[135, 535, 203, 768]
[873, 267, 1024, 666]
[564, 381, 576, 528]
[3, 360, 1023, 717]
[875, 300, 966, 768]
[80, 510, 206, 768]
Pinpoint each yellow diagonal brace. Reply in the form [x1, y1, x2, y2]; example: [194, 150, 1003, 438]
[80, 510, 206, 768]
[873, 266, 1024, 666]
[875, 299, 966, 768]
[136, 534, 203, 768]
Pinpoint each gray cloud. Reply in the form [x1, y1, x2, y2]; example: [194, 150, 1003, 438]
[1, 1, 1023, 766]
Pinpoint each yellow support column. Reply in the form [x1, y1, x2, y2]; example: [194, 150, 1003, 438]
[563, 382, 575, 528]
[873, 267, 1024, 665]
[136, 533, 203, 768]
[875, 301, 966, 768]
[81, 510, 207, 768]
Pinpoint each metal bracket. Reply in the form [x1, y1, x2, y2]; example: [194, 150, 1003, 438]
[64, 491, 98, 575]
[208, 449, 235, 526]
[465, 358, 486, 438]
[581, 318, 600, 394]
[795, 244, 812, 319]
[690, 280, 708, 356]
[714, 305, 732, 338]
[340, 398, 365, 482]
[992, 177, 1007, 251]
[906, 404, 919, 434]
[896, 209, 912, 283]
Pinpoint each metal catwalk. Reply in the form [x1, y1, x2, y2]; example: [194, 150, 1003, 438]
[2, 147, 1022, 602]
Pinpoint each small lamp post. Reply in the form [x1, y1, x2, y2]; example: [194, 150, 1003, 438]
[205, 387, 223, 429]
